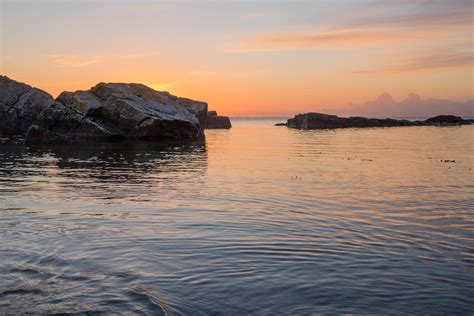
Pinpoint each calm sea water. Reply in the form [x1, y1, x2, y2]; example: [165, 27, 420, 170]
[1, 118, 473, 315]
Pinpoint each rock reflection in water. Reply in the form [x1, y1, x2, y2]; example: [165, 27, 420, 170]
[0, 140, 207, 209]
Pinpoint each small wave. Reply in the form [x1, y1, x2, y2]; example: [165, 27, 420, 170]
[1, 287, 42, 297]
[129, 285, 174, 316]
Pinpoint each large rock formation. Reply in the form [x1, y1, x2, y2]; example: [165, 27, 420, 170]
[1, 77, 237, 142]
[24, 82, 208, 142]
[0, 76, 55, 136]
[284, 112, 473, 130]
[206, 110, 232, 129]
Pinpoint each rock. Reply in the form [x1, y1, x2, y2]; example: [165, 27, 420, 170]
[275, 122, 287, 126]
[0, 76, 55, 136]
[424, 115, 464, 125]
[28, 82, 207, 142]
[177, 97, 208, 128]
[28, 101, 111, 143]
[286, 112, 471, 130]
[206, 110, 232, 129]
[206, 115, 232, 129]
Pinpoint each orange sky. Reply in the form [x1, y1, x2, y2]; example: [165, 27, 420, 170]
[1, 0, 473, 116]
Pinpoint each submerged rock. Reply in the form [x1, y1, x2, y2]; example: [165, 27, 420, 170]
[26, 82, 208, 142]
[206, 110, 232, 129]
[286, 112, 472, 130]
[0, 76, 55, 136]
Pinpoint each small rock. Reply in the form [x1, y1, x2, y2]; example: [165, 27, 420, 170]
[206, 110, 232, 129]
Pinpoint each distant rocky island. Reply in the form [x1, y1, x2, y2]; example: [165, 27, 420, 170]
[0, 76, 231, 143]
[277, 112, 473, 130]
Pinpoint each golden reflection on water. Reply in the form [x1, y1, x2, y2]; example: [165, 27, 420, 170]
[206, 120, 473, 221]
[207, 120, 473, 181]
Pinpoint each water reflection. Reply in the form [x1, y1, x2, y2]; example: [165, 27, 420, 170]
[1, 140, 206, 175]
[0, 141, 207, 210]
[1, 122, 473, 314]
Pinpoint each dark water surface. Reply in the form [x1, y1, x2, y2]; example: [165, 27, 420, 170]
[1, 119, 473, 315]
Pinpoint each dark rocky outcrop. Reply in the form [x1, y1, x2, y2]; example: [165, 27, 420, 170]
[0, 76, 55, 136]
[26, 83, 207, 143]
[424, 115, 464, 125]
[285, 112, 473, 130]
[206, 110, 232, 129]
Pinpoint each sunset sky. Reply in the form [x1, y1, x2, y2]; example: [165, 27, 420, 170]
[1, 0, 473, 116]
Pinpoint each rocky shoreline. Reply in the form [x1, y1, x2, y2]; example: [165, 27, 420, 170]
[278, 112, 473, 130]
[0, 76, 231, 143]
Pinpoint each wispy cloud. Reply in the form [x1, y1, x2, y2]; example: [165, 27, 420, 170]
[47, 51, 160, 67]
[235, 4, 473, 51]
[48, 54, 101, 67]
[356, 10, 473, 29]
[237, 27, 431, 51]
[356, 50, 474, 73]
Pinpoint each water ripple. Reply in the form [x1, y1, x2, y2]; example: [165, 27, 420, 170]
[0, 121, 473, 314]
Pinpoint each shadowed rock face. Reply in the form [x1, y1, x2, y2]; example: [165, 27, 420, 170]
[286, 112, 472, 130]
[177, 97, 208, 128]
[24, 82, 208, 142]
[0, 76, 55, 136]
[206, 110, 232, 129]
